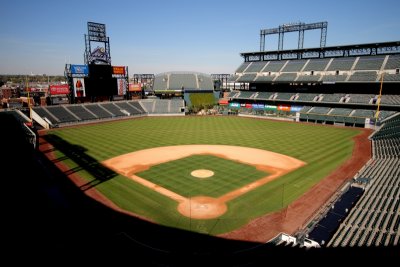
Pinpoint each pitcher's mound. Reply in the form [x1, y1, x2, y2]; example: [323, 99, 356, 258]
[191, 169, 214, 178]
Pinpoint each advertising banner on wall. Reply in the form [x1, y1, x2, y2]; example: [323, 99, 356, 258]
[278, 105, 291, 111]
[290, 105, 303, 112]
[218, 99, 229, 105]
[49, 84, 70, 95]
[229, 102, 240, 108]
[73, 77, 86, 97]
[129, 83, 142, 92]
[265, 105, 277, 110]
[117, 79, 126, 96]
[70, 65, 89, 75]
[252, 103, 265, 109]
[113, 66, 126, 75]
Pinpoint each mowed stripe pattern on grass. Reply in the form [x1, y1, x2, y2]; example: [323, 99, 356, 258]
[136, 155, 269, 198]
[47, 116, 361, 234]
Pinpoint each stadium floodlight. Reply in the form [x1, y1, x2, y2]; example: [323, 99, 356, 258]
[260, 21, 328, 52]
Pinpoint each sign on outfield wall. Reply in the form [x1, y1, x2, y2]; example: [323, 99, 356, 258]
[129, 83, 142, 92]
[112, 66, 126, 75]
[70, 65, 89, 75]
[277, 105, 290, 111]
[117, 79, 126, 96]
[290, 106, 303, 112]
[73, 77, 86, 97]
[252, 103, 265, 109]
[265, 105, 277, 110]
[218, 99, 229, 105]
[49, 84, 70, 95]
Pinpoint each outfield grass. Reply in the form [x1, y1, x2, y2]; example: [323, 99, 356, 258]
[46, 116, 361, 235]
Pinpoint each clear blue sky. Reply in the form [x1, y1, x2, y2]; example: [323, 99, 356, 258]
[1, 0, 399, 76]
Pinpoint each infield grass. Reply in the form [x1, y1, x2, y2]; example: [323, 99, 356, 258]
[45, 116, 361, 235]
[137, 155, 269, 197]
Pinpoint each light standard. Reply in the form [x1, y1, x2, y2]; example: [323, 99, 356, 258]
[25, 75, 32, 121]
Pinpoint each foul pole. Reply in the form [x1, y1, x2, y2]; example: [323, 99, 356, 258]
[375, 72, 384, 120]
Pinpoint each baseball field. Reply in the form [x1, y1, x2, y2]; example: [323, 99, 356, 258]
[41, 116, 363, 237]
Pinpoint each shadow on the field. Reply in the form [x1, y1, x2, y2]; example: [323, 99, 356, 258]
[42, 134, 118, 191]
